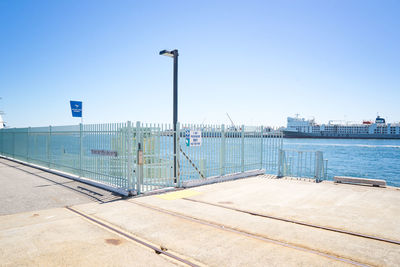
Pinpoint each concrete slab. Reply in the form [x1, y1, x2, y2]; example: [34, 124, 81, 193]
[0, 208, 179, 266]
[182, 176, 400, 242]
[74, 200, 349, 267]
[132, 191, 400, 266]
[334, 176, 387, 187]
[0, 158, 121, 215]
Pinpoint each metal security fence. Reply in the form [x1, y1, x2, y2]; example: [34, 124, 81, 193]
[81, 123, 133, 190]
[179, 124, 223, 181]
[0, 124, 135, 192]
[277, 149, 328, 182]
[0, 122, 285, 195]
[179, 124, 282, 182]
[262, 131, 283, 174]
[138, 123, 176, 194]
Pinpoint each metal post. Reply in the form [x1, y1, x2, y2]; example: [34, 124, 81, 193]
[278, 149, 284, 177]
[127, 121, 133, 191]
[27, 127, 30, 162]
[79, 123, 82, 177]
[136, 121, 143, 194]
[220, 124, 225, 176]
[241, 125, 245, 172]
[175, 122, 180, 187]
[160, 49, 179, 184]
[48, 126, 52, 168]
[173, 50, 179, 184]
[12, 129, 15, 158]
[260, 126, 263, 170]
[45, 126, 50, 168]
[314, 151, 319, 181]
[314, 151, 323, 182]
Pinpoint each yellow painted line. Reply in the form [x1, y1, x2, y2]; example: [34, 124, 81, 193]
[156, 190, 201, 200]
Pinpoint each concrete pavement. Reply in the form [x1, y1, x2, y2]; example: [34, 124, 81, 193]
[1, 159, 399, 266]
[0, 158, 121, 215]
[0, 208, 179, 266]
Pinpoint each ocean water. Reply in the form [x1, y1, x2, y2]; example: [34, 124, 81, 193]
[283, 138, 400, 187]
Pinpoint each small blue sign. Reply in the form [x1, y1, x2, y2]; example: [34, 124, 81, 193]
[185, 129, 190, 146]
[70, 101, 82, 117]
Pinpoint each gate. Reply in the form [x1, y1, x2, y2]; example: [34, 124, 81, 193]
[178, 124, 283, 184]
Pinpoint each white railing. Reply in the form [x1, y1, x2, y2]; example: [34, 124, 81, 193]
[0, 122, 284, 195]
[277, 149, 328, 182]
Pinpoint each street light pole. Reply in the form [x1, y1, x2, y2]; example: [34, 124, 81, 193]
[172, 50, 178, 184]
[160, 49, 179, 184]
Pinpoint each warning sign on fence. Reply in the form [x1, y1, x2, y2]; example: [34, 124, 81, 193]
[185, 130, 202, 147]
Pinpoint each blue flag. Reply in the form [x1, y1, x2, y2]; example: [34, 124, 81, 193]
[70, 101, 82, 117]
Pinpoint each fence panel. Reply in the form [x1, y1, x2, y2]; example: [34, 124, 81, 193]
[224, 126, 242, 175]
[1, 129, 16, 158]
[278, 149, 328, 181]
[263, 130, 283, 174]
[180, 124, 224, 181]
[179, 124, 278, 182]
[13, 128, 28, 162]
[29, 127, 51, 167]
[138, 123, 175, 193]
[0, 123, 135, 194]
[81, 122, 131, 190]
[50, 125, 80, 175]
[243, 126, 263, 172]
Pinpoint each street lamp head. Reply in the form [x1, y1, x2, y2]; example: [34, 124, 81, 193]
[159, 49, 178, 57]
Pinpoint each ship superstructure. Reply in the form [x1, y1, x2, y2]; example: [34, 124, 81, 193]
[0, 114, 4, 129]
[0, 97, 4, 128]
[283, 115, 400, 139]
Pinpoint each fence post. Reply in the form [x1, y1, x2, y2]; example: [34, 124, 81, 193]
[0, 130, 2, 155]
[12, 128, 15, 158]
[45, 126, 50, 168]
[220, 124, 225, 176]
[314, 151, 319, 181]
[176, 122, 180, 187]
[136, 121, 142, 194]
[27, 127, 30, 162]
[127, 121, 133, 191]
[260, 126, 263, 170]
[79, 123, 82, 177]
[241, 125, 245, 172]
[278, 149, 284, 177]
[48, 126, 52, 168]
[314, 151, 323, 182]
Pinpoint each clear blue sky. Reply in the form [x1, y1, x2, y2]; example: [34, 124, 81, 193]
[1, 0, 399, 127]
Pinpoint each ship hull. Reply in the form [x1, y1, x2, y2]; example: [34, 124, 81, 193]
[283, 131, 400, 139]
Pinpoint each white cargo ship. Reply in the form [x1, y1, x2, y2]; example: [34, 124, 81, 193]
[283, 115, 400, 139]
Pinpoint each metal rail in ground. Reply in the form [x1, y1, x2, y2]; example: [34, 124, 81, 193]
[130, 201, 371, 267]
[182, 198, 400, 246]
[65, 206, 200, 267]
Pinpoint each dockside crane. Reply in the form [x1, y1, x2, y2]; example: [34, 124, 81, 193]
[226, 113, 238, 131]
